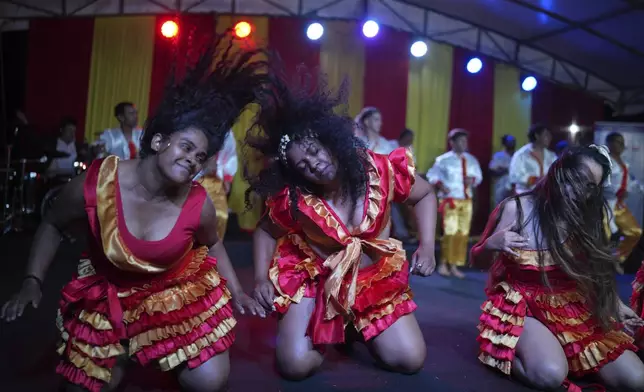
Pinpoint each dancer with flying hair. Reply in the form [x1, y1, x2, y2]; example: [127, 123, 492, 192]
[1, 32, 266, 392]
[472, 145, 644, 391]
[245, 65, 438, 380]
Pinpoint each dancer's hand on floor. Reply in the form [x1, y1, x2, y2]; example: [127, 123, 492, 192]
[233, 292, 266, 318]
[484, 228, 529, 257]
[1, 278, 42, 322]
[410, 244, 436, 276]
[619, 302, 644, 335]
[253, 280, 276, 313]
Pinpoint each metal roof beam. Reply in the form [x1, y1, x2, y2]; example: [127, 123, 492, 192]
[507, 0, 644, 58]
[522, 6, 639, 43]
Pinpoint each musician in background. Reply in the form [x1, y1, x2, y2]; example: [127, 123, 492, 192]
[95, 102, 143, 160]
[195, 130, 237, 240]
[45, 117, 77, 178]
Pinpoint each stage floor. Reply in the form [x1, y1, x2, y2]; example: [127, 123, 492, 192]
[0, 233, 636, 392]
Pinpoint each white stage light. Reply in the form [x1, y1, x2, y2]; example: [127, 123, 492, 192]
[362, 20, 379, 38]
[568, 123, 580, 134]
[466, 57, 483, 74]
[522, 76, 537, 91]
[306, 22, 324, 41]
[410, 41, 428, 58]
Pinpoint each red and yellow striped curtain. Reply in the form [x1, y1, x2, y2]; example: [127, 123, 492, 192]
[25, 17, 606, 234]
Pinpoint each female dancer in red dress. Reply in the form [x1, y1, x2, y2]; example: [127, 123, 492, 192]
[0, 34, 266, 392]
[245, 67, 438, 380]
[472, 145, 644, 391]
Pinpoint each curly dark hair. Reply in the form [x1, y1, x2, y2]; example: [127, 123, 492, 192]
[514, 146, 617, 328]
[244, 62, 369, 218]
[140, 31, 267, 159]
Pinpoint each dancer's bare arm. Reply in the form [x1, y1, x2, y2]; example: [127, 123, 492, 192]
[1, 173, 87, 321]
[252, 218, 286, 310]
[197, 197, 265, 317]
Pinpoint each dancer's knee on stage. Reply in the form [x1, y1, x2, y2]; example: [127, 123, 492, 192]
[525, 361, 567, 390]
[176, 352, 230, 392]
[599, 350, 644, 392]
[369, 314, 427, 374]
[275, 345, 323, 380]
[378, 343, 426, 374]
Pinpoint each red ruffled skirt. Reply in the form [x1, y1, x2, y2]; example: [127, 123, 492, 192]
[478, 266, 635, 380]
[269, 234, 416, 345]
[631, 261, 644, 343]
[55, 247, 236, 392]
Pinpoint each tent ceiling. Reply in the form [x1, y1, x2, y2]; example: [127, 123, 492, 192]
[1, 0, 643, 113]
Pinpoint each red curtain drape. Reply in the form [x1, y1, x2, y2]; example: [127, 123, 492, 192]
[363, 27, 410, 140]
[268, 17, 320, 76]
[448, 47, 495, 235]
[25, 18, 94, 139]
[148, 15, 216, 116]
[531, 79, 605, 145]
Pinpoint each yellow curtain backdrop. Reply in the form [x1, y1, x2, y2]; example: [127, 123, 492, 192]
[216, 15, 269, 231]
[492, 64, 532, 207]
[405, 42, 453, 173]
[320, 21, 365, 118]
[84, 16, 155, 142]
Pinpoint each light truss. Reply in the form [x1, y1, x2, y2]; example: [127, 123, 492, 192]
[0, 0, 642, 114]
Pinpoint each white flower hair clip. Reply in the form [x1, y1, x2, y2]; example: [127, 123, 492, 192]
[278, 134, 291, 164]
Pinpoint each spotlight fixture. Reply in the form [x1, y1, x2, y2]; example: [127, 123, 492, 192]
[161, 20, 179, 38]
[306, 22, 324, 41]
[234, 21, 252, 38]
[466, 57, 483, 74]
[521, 76, 537, 92]
[362, 20, 379, 38]
[410, 40, 428, 58]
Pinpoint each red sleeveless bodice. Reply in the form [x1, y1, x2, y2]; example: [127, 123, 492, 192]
[83, 158, 207, 282]
[115, 173, 206, 265]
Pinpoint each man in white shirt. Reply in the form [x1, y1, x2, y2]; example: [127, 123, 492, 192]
[194, 131, 238, 240]
[427, 129, 483, 278]
[489, 135, 515, 206]
[604, 132, 643, 271]
[46, 118, 77, 178]
[96, 102, 143, 160]
[508, 124, 557, 194]
[354, 107, 398, 155]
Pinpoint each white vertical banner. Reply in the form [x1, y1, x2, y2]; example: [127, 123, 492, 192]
[595, 122, 644, 227]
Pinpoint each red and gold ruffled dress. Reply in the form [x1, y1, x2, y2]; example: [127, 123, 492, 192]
[630, 262, 644, 343]
[478, 239, 636, 388]
[55, 156, 236, 392]
[265, 147, 416, 345]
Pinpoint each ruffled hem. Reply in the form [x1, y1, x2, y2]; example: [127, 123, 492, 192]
[478, 280, 636, 378]
[360, 298, 417, 341]
[57, 361, 105, 392]
[56, 258, 237, 386]
[631, 263, 644, 316]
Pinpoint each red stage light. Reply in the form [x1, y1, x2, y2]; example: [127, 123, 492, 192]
[234, 21, 252, 38]
[161, 21, 178, 38]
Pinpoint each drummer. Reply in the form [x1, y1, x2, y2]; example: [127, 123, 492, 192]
[45, 117, 77, 178]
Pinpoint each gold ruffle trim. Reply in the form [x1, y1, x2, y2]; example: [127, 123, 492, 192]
[123, 268, 224, 323]
[157, 317, 236, 372]
[128, 292, 232, 355]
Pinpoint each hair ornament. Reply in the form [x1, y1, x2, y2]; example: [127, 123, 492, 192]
[278, 134, 292, 164]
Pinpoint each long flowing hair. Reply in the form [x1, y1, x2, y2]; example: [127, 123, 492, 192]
[141, 30, 267, 159]
[516, 146, 617, 327]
